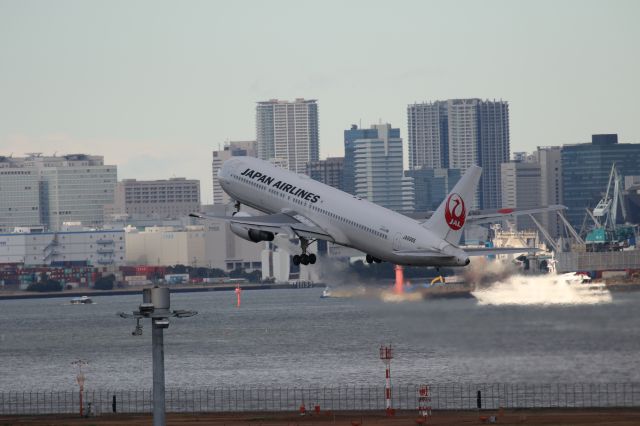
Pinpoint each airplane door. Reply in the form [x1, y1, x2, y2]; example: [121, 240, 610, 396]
[393, 233, 403, 251]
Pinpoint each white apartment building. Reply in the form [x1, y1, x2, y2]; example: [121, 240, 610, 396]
[256, 99, 319, 174]
[407, 102, 449, 170]
[113, 178, 200, 219]
[0, 154, 117, 231]
[0, 226, 125, 266]
[212, 141, 256, 205]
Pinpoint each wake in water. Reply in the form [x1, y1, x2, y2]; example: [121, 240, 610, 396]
[472, 274, 612, 306]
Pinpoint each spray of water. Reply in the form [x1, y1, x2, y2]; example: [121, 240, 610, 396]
[468, 259, 612, 306]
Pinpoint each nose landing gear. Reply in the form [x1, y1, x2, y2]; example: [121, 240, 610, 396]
[365, 254, 382, 264]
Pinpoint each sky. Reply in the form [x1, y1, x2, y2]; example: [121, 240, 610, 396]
[1, 0, 639, 203]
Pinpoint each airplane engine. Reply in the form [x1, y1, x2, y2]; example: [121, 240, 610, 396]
[230, 223, 274, 243]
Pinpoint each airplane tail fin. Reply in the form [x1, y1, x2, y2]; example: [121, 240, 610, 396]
[423, 165, 482, 245]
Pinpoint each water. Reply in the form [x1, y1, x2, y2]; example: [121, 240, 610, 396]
[1, 287, 639, 391]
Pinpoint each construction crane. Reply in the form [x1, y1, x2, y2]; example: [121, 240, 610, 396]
[585, 164, 633, 251]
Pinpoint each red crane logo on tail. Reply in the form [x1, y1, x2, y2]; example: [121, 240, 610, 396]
[444, 193, 466, 230]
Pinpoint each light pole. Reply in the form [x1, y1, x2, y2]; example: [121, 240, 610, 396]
[71, 359, 87, 417]
[118, 287, 197, 426]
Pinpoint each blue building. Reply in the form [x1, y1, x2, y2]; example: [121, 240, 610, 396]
[404, 167, 461, 212]
[562, 134, 640, 228]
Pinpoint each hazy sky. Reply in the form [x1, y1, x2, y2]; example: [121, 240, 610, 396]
[1, 0, 638, 203]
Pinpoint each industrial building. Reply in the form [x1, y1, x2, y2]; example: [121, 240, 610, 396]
[0, 225, 125, 267]
[111, 177, 200, 220]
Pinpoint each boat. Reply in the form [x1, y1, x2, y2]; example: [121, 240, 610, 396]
[558, 272, 609, 295]
[320, 287, 332, 298]
[70, 296, 94, 305]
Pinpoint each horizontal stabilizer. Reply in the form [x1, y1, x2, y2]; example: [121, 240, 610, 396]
[463, 247, 540, 256]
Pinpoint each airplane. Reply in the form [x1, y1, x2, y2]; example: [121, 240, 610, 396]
[191, 156, 552, 268]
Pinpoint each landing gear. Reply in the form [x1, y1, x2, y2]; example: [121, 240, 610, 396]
[293, 238, 317, 266]
[366, 254, 382, 264]
[231, 200, 241, 216]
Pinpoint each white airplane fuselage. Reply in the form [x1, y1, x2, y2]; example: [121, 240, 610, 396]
[219, 157, 469, 267]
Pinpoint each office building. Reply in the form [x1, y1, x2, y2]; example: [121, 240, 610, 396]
[407, 99, 510, 209]
[0, 157, 42, 232]
[0, 154, 116, 232]
[306, 157, 344, 191]
[405, 167, 461, 212]
[212, 141, 256, 205]
[501, 160, 542, 231]
[562, 134, 640, 228]
[256, 99, 319, 174]
[113, 178, 200, 220]
[343, 124, 414, 213]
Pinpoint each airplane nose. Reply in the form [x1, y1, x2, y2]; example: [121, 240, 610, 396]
[465, 258, 470, 266]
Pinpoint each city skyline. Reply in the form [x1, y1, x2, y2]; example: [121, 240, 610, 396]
[1, 0, 639, 203]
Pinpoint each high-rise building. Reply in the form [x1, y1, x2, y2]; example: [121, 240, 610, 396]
[212, 141, 256, 204]
[562, 134, 640, 228]
[306, 157, 344, 191]
[404, 167, 461, 212]
[0, 154, 116, 232]
[501, 160, 542, 231]
[256, 99, 319, 174]
[343, 124, 414, 213]
[113, 178, 200, 220]
[407, 99, 510, 209]
[407, 102, 448, 169]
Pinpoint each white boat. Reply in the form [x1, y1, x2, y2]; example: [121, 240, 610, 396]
[558, 272, 609, 295]
[320, 287, 332, 298]
[70, 296, 94, 305]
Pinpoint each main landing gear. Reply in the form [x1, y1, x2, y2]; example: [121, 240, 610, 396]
[292, 237, 317, 266]
[231, 201, 241, 216]
[365, 254, 382, 264]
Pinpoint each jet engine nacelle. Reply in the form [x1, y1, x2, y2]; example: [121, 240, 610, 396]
[230, 223, 274, 243]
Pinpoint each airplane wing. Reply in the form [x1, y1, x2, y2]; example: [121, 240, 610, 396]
[189, 212, 335, 242]
[413, 205, 566, 224]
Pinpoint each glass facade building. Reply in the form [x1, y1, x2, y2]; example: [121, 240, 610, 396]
[562, 134, 640, 228]
[404, 167, 461, 212]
